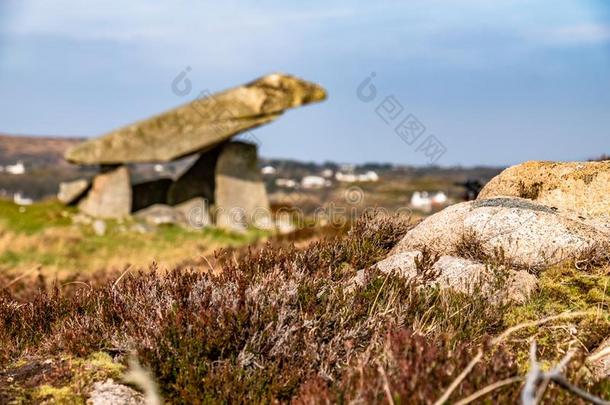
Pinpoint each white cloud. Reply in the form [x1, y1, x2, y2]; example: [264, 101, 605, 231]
[542, 23, 610, 45]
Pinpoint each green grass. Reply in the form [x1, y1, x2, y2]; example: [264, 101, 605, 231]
[0, 199, 268, 274]
[0, 200, 74, 234]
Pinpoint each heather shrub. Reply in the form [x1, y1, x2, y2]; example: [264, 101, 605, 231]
[1, 213, 609, 403]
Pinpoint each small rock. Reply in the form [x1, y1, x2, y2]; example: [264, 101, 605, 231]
[367, 251, 537, 304]
[72, 213, 93, 226]
[87, 379, 144, 405]
[174, 197, 211, 230]
[134, 204, 180, 226]
[92, 220, 107, 236]
[130, 223, 153, 234]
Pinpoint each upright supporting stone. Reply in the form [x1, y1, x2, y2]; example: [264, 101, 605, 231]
[58, 179, 90, 205]
[215, 142, 273, 231]
[166, 147, 221, 206]
[78, 166, 132, 219]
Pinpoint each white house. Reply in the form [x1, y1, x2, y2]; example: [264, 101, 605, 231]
[335, 170, 379, 183]
[410, 191, 449, 213]
[335, 172, 357, 183]
[432, 191, 448, 204]
[5, 161, 25, 175]
[261, 165, 277, 175]
[275, 178, 297, 188]
[321, 169, 334, 178]
[301, 175, 328, 189]
[359, 171, 379, 182]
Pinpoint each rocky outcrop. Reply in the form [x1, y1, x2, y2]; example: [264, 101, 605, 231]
[65, 74, 327, 165]
[78, 166, 132, 219]
[478, 161, 610, 233]
[356, 251, 537, 304]
[392, 197, 608, 269]
[215, 142, 273, 231]
[133, 197, 210, 230]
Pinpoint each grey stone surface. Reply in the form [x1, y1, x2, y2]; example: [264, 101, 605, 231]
[393, 197, 608, 269]
[87, 379, 144, 405]
[175, 197, 211, 229]
[134, 204, 180, 226]
[215, 142, 273, 231]
[134, 197, 211, 230]
[368, 251, 537, 304]
[58, 179, 90, 204]
[78, 166, 132, 219]
[478, 161, 610, 233]
[92, 219, 107, 236]
[66, 74, 327, 164]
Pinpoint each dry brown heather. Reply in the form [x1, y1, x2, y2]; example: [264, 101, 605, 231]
[1, 213, 610, 403]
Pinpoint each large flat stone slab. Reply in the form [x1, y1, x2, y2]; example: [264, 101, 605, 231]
[65, 74, 326, 164]
[78, 166, 132, 219]
[215, 142, 273, 231]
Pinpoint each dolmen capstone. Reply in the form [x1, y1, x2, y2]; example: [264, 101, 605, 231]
[58, 73, 326, 230]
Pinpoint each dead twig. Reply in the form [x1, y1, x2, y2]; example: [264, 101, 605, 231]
[434, 311, 593, 405]
[453, 376, 523, 405]
[522, 341, 610, 405]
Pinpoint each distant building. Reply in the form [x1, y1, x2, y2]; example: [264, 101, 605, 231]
[321, 169, 334, 178]
[5, 161, 26, 175]
[301, 175, 329, 189]
[410, 191, 448, 212]
[335, 170, 379, 183]
[13, 192, 33, 206]
[432, 191, 448, 204]
[360, 171, 379, 182]
[261, 165, 277, 175]
[275, 178, 297, 188]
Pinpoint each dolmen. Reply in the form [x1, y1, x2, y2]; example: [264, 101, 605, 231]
[58, 73, 327, 231]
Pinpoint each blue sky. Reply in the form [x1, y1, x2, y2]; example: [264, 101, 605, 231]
[0, 0, 609, 166]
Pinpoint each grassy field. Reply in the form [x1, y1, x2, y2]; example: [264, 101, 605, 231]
[0, 199, 266, 280]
